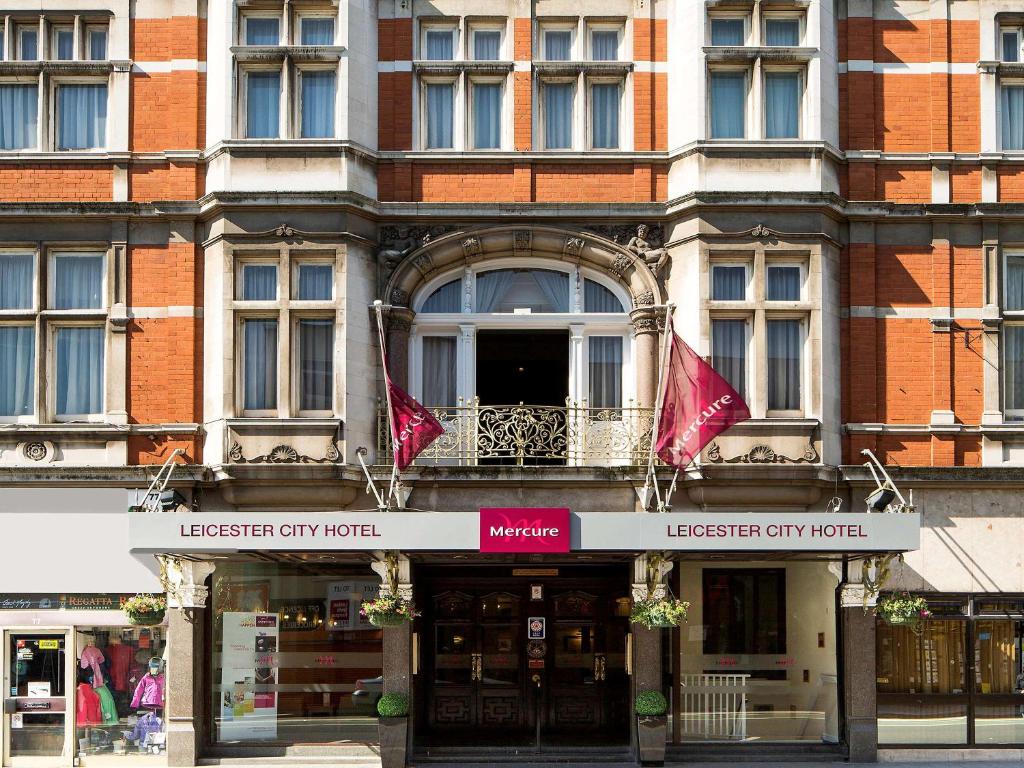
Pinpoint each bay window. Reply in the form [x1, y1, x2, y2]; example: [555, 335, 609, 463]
[710, 70, 746, 138]
[766, 264, 802, 301]
[711, 263, 747, 300]
[245, 71, 281, 138]
[299, 69, 336, 138]
[242, 318, 278, 412]
[296, 318, 333, 412]
[767, 318, 802, 412]
[711, 318, 748, 399]
[293, 262, 333, 301]
[55, 83, 107, 149]
[764, 70, 801, 138]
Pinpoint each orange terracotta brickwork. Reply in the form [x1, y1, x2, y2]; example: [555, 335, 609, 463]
[0, 165, 113, 201]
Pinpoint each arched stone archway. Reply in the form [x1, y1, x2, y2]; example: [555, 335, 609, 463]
[378, 226, 665, 407]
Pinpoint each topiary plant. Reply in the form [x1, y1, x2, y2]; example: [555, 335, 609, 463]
[377, 692, 410, 718]
[635, 690, 668, 717]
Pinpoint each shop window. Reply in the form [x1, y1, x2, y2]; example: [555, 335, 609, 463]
[8, 633, 67, 759]
[210, 561, 383, 746]
[75, 626, 168, 758]
[702, 569, 785, 659]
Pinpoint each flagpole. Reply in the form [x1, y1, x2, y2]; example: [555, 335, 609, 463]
[373, 300, 401, 509]
[643, 302, 675, 512]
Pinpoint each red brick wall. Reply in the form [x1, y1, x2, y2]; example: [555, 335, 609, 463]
[0, 165, 113, 201]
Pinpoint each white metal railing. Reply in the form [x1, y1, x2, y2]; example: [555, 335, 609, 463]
[680, 673, 749, 741]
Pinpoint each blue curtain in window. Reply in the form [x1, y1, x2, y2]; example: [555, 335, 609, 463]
[54, 254, 103, 309]
[246, 72, 280, 138]
[711, 19, 744, 46]
[1003, 87, 1024, 150]
[243, 319, 277, 410]
[296, 264, 332, 300]
[246, 18, 280, 45]
[242, 264, 277, 300]
[422, 279, 462, 312]
[591, 31, 618, 60]
[20, 31, 37, 60]
[584, 279, 623, 312]
[426, 83, 454, 148]
[473, 83, 501, 149]
[588, 336, 622, 409]
[765, 20, 799, 46]
[474, 31, 500, 60]
[767, 266, 801, 300]
[544, 83, 573, 148]
[0, 85, 37, 150]
[1005, 32, 1020, 62]
[765, 72, 799, 138]
[767, 319, 801, 410]
[712, 319, 747, 398]
[301, 71, 335, 138]
[0, 326, 34, 417]
[56, 30, 73, 59]
[426, 30, 453, 59]
[423, 336, 457, 405]
[545, 31, 571, 60]
[1008, 256, 1024, 311]
[712, 265, 746, 300]
[57, 85, 107, 149]
[710, 72, 745, 138]
[532, 270, 570, 312]
[0, 254, 33, 309]
[301, 18, 334, 45]
[89, 30, 107, 60]
[591, 84, 620, 149]
[56, 327, 103, 415]
[299, 319, 333, 411]
[476, 270, 516, 312]
[1007, 327, 1024, 411]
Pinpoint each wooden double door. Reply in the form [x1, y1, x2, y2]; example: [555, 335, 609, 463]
[418, 569, 630, 748]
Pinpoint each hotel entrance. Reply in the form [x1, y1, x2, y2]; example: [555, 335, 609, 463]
[414, 564, 631, 754]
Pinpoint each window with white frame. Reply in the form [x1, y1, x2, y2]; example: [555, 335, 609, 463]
[300, 16, 335, 45]
[470, 27, 502, 60]
[1002, 81, 1024, 150]
[86, 25, 108, 59]
[233, 251, 338, 417]
[1003, 252, 1024, 417]
[589, 27, 620, 60]
[52, 25, 73, 60]
[1002, 25, 1024, 62]
[423, 26, 456, 60]
[709, 69, 747, 138]
[709, 16, 747, 46]
[244, 15, 281, 45]
[423, 79, 456, 148]
[764, 15, 801, 46]
[54, 81, 108, 149]
[542, 80, 574, 149]
[589, 80, 620, 149]
[711, 318, 749, 398]
[0, 81, 40, 150]
[16, 25, 37, 60]
[764, 69, 801, 138]
[542, 27, 573, 60]
[471, 79, 502, 149]
[0, 248, 110, 422]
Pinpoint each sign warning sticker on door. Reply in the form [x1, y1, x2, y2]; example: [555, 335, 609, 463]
[528, 617, 545, 639]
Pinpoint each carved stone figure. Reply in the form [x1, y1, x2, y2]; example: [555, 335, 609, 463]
[377, 227, 418, 273]
[625, 224, 669, 277]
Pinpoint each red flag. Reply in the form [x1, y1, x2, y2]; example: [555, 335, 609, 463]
[654, 331, 750, 469]
[386, 379, 444, 470]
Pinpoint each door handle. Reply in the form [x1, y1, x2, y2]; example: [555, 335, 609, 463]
[471, 653, 482, 682]
[599, 655, 607, 681]
[594, 654, 606, 681]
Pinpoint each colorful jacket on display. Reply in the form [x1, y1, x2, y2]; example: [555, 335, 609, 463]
[95, 684, 119, 725]
[106, 643, 133, 692]
[130, 711, 163, 746]
[79, 645, 105, 688]
[131, 673, 165, 709]
[76, 683, 102, 726]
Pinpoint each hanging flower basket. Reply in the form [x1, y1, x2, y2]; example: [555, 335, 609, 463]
[361, 593, 417, 627]
[876, 592, 930, 630]
[630, 596, 690, 629]
[122, 594, 167, 626]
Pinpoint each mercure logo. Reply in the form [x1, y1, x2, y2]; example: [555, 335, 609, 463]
[479, 508, 570, 553]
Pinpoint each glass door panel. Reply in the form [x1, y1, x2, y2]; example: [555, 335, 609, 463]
[4, 631, 70, 764]
[480, 625, 519, 686]
[434, 624, 473, 686]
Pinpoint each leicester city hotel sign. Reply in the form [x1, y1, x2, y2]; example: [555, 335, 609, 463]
[129, 510, 920, 553]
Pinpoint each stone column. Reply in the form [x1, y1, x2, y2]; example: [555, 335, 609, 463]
[164, 560, 216, 768]
[631, 555, 670, 705]
[841, 583, 878, 762]
[630, 305, 663, 409]
[383, 300, 415, 390]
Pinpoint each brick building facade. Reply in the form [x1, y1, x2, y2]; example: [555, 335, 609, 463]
[0, 1, 1021, 766]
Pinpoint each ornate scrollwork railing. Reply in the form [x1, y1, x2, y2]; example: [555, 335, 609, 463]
[377, 399, 655, 467]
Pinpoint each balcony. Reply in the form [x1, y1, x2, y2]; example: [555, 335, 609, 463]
[376, 400, 654, 467]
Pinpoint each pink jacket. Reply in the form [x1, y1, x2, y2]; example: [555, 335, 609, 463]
[79, 645, 105, 687]
[131, 673, 165, 709]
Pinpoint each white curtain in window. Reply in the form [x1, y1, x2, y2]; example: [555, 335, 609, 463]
[767, 319, 801, 410]
[712, 319, 747, 398]
[1006, 326, 1024, 411]
[584, 279, 624, 312]
[426, 30, 453, 59]
[591, 83, 620, 149]
[296, 264, 332, 300]
[545, 31, 571, 60]
[301, 71, 336, 138]
[1007, 256, 1024, 311]
[246, 72, 280, 138]
[54, 254, 103, 309]
[56, 30, 73, 59]
[0, 85, 38, 150]
[426, 83, 454, 148]
[588, 336, 622, 409]
[246, 18, 280, 45]
[591, 31, 618, 60]
[0, 326, 34, 416]
[544, 83, 573, 148]
[423, 336, 457, 405]
[473, 83, 501, 149]
[532, 270, 570, 312]
[712, 265, 746, 300]
[711, 19, 744, 46]
[57, 85, 107, 149]
[476, 269, 516, 311]
[302, 18, 334, 45]
[474, 31, 500, 60]
[243, 319, 278, 410]
[767, 266, 801, 300]
[56, 326, 103, 415]
[0, 254, 33, 309]
[422, 279, 462, 312]
[765, 72, 799, 138]
[89, 30, 107, 60]
[299, 319, 333, 411]
[765, 20, 799, 46]
[1003, 86, 1024, 150]
[242, 264, 277, 300]
[710, 72, 745, 138]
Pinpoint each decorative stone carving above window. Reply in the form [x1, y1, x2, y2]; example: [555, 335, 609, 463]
[705, 441, 819, 464]
[228, 441, 341, 464]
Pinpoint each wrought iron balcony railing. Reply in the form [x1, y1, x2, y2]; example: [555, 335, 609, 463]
[377, 399, 655, 467]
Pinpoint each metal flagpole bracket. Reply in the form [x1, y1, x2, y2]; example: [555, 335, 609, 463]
[355, 447, 388, 511]
[860, 449, 913, 513]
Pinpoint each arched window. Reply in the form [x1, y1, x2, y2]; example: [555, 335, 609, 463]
[583, 278, 624, 312]
[421, 278, 461, 312]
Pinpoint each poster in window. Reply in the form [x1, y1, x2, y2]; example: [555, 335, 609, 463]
[219, 612, 279, 740]
[327, 581, 381, 631]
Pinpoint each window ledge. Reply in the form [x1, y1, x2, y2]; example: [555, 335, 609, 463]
[0, 60, 119, 75]
[227, 417, 342, 428]
[704, 46, 815, 63]
[533, 60, 633, 76]
[414, 60, 514, 75]
[980, 60, 1024, 75]
[232, 45, 345, 63]
[0, 422, 199, 435]
[0, 150, 128, 162]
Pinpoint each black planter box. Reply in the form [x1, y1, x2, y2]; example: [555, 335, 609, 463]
[637, 714, 666, 764]
[378, 716, 408, 768]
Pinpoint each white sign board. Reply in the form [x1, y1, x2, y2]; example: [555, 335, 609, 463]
[218, 612, 279, 741]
